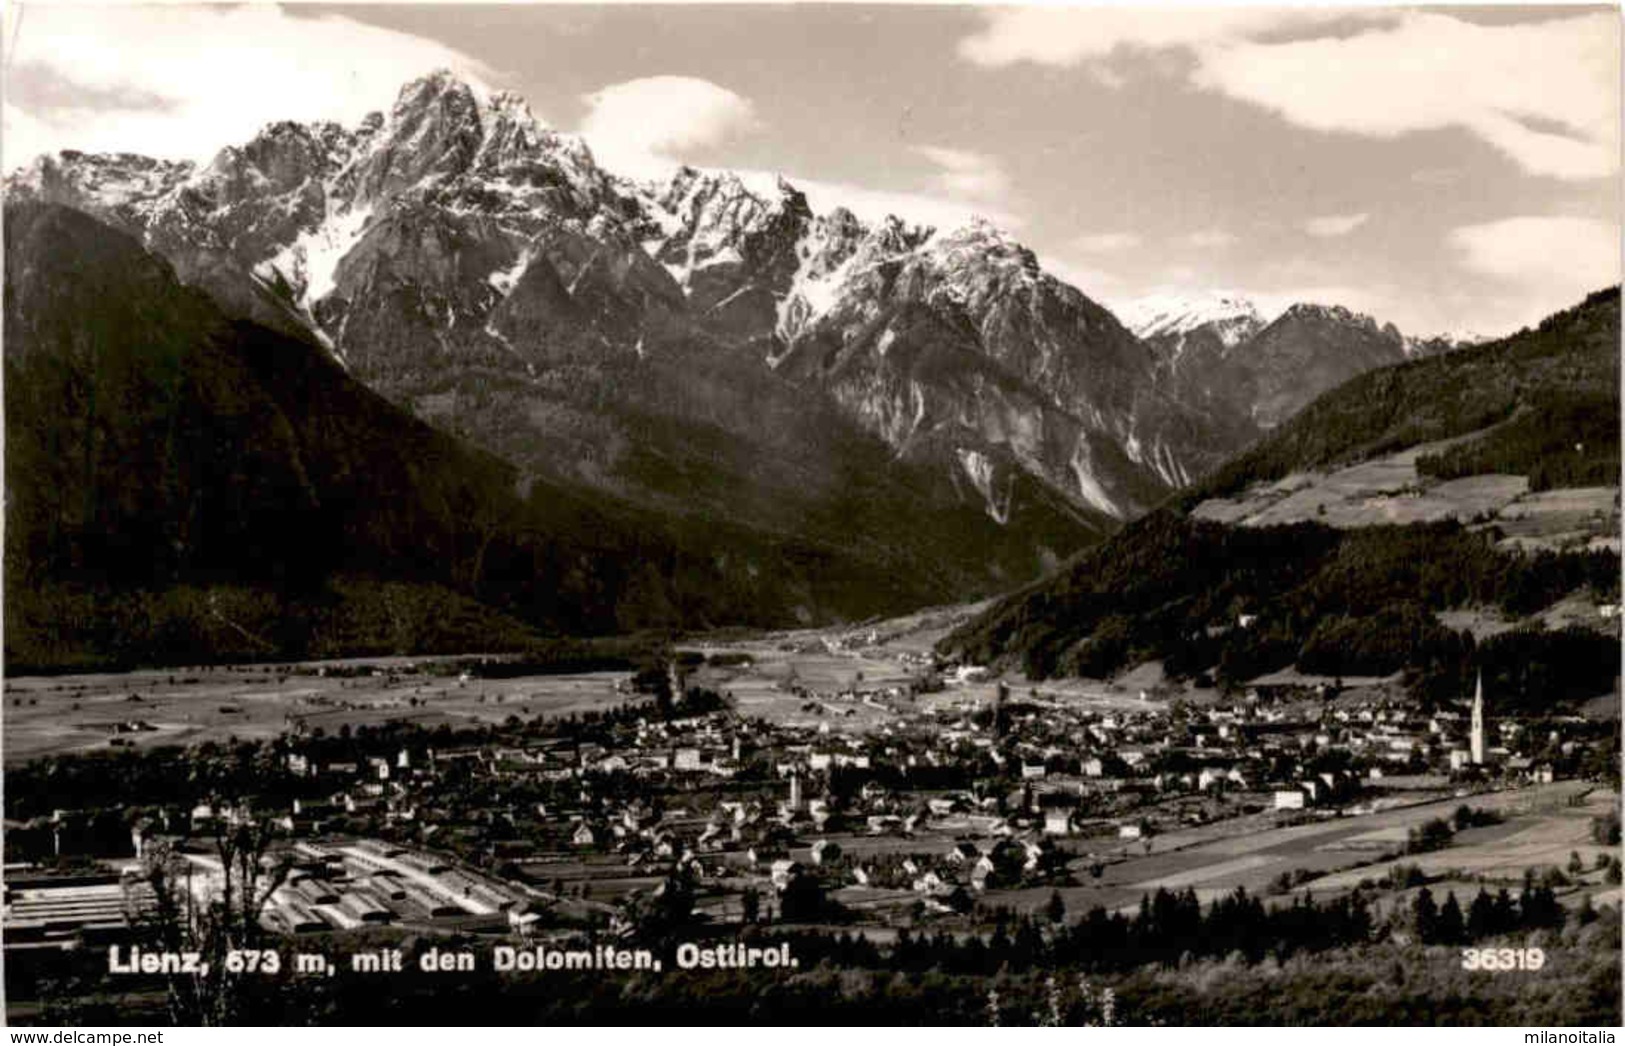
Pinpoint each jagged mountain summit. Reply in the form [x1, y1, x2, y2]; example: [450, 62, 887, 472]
[1230, 302, 1440, 428]
[1123, 291, 1467, 430]
[1118, 291, 1271, 353]
[622, 162, 1255, 509]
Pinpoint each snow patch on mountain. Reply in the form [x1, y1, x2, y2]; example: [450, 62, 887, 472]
[694, 245, 744, 271]
[488, 248, 534, 295]
[260, 203, 374, 310]
[956, 448, 1012, 525]
[1068, 437, 1124, 520]
[775, 231, 860, 341]
[909, 380, 927, 439]
[303, 205, 373, 305]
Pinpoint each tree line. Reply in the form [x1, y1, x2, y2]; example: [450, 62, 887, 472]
[946, 513, 1619, 709]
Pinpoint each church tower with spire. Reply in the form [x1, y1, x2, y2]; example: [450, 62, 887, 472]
[1470, 671, 1486, 765]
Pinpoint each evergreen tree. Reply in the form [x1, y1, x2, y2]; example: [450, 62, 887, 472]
[1436, 891, 1466, 944]
[1492, 888, 1518, 934]
[1413, 887, 1439, 943]
[1520, 884, 1565, 930]
[1467, 888, 1496, 940]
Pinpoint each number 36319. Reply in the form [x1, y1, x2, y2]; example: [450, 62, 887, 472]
[1462, 947, 1545, 971]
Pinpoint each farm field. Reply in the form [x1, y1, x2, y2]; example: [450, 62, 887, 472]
[986, 782, 1616, 918]
[2, 662, 636, 765]
[1191, 428, 1619, 552]
[1309, 785, 1619, 892]
[1, 605, 1142, 764]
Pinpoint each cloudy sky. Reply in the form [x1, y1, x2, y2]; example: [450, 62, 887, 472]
[3, 3, 1619, 336]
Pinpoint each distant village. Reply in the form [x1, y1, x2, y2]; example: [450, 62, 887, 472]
[7, 648, 1616, 954]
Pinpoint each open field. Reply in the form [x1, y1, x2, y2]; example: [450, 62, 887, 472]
[1496, 486, 1621, 552]
[986, 782, 1616, 918]
[1, 606, 1174, 764]
[2, 662, 635, 765]
[1192, 433, 1526, 528]
[685, 601, 994, 660]
[683, 602, 1181, 732]
[1191, 428, 1619, 553]
[1436, 591, 1620, 643]
[1309, 785, 1619, 891]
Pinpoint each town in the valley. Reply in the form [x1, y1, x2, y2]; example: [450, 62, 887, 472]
[5, 600, 1620, 993]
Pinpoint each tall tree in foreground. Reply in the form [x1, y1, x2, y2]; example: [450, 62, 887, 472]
[126, 811, 292, 1024]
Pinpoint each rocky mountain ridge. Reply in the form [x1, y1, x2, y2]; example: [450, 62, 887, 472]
[8, 70, 1247, 535]
[1124, 292, 1470, 430]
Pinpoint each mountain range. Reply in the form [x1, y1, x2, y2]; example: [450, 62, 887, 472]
[3, 69, 1510, 665]
[9, 200, 993, 667]
[1121, 291, 1475, 430]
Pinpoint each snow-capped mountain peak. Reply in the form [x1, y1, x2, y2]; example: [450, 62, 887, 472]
[1117, 291, 1269, 347]
[1276, 300, 1378, 330]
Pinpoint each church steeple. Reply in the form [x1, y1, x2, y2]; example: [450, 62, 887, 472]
[1470, 670, 1486, 765]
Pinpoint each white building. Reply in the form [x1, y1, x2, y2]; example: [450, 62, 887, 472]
[1273, 790, 1307, 810]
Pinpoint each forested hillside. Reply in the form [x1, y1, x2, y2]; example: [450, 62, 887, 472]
[942, 513, 1617, 708]
[1189, 288, 1619, 506]
[943, 287, 1622, 709]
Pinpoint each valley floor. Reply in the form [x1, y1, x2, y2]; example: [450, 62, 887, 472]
[4, 600, 1620, 1026]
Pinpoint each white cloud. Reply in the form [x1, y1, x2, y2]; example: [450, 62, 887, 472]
[1072, 232, 1142, 253]
[1448, 217, 1620, 323]
[958, 8, 1619, 181]
[1410, 168, 1464, 186]
[1303, 213, 1370, 238]
[1194, 12, 1619, 181]
[957, 8, 1371, 71]
[1183, 229, 1236, 249]
[578, 76, 760, 181]
[1043, 257, 1127, 299]
[2, 6, 498, 168]
[2, 103, 53, 167]
[910, 144, 1011, 203]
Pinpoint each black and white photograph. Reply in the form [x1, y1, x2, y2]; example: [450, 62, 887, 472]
[1, 0, 1621, 1028]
